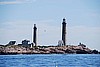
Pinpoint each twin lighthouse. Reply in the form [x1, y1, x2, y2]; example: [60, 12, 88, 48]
[33, 18, 67, 46]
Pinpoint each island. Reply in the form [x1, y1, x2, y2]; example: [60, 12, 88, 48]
[0, 44, 99, 55]
[0, 18, 99, 55]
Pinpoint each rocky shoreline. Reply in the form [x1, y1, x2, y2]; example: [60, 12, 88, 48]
[0, 45, 100, 55]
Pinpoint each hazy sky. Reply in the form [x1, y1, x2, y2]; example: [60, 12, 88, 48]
[0, 0, 100, 50]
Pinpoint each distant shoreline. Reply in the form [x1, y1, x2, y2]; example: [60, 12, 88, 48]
[0, 45, 100, 55]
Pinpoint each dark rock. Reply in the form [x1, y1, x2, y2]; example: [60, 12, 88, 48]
[65, 49, 75, 54]
[92, 50, 99, 54]
[99, 52, 100, 54]
[76, 50, 89, 54]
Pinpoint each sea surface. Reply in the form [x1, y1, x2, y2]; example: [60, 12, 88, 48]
[0, 54, 100, 67]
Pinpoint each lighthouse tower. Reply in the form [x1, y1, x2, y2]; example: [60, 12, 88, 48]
[62, 18, 67, 46]
[33, 24, 37, 47]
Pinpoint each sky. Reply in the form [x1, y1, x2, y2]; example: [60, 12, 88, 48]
[0, 0, 100, 50]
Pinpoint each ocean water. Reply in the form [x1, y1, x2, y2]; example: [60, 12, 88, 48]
[0, 54, 100, 67]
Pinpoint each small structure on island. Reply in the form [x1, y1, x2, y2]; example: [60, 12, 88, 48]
[18, 39, 31, 47]
[58, 40, 64, 46]
[62, 18, 67, 46]
[22, 40, 30, 45]
[33, 24, 37, 47]
[7, 41, 16, 45]
[78, 42, 86, 48]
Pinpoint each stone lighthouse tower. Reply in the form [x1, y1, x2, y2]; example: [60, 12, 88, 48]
[62, 18, 67, 46]
[33, 24, 37, 46]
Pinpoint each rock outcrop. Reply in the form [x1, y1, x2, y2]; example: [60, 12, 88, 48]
[0, 45, 99, 55]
